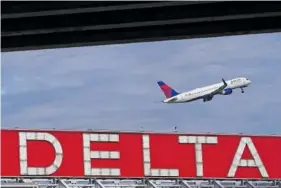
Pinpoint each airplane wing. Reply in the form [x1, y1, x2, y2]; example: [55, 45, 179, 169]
[210, 78, 228, 95]
[201, 78, 227, 102]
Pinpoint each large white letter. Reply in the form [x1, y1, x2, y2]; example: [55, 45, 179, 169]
[178, 135, 218, 177]
[19, 132, 63, 175]
[83, 133, 120, 176]
[142, 135, 179, 177]
[227, 137, 268, 178]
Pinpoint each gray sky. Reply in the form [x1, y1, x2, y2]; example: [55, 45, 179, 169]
[2, 32, 281, 134]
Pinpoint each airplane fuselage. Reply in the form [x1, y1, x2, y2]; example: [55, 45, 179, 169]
[163, 77, 251, 103]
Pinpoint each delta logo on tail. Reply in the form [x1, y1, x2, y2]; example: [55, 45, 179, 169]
[157, 77, 251, 103]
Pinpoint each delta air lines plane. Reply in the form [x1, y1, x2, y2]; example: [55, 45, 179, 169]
[157, 77, 251, 103]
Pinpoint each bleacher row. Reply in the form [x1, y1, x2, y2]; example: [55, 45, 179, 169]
[1, 178, 281, 188]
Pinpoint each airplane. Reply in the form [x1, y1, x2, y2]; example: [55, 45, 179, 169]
[157, 77, 251, 103]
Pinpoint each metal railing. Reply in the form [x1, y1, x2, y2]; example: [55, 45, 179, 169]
[1, 178, 281, 188]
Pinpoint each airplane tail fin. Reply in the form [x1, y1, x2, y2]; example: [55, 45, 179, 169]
[157, 81, 180, 98]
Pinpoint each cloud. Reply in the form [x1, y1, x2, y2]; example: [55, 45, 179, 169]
[2, 32, 281, 134]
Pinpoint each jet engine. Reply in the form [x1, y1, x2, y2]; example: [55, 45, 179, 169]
[221, 88, 233, 95]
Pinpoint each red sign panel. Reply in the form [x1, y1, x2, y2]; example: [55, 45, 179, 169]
[1, 129, 281, 179]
